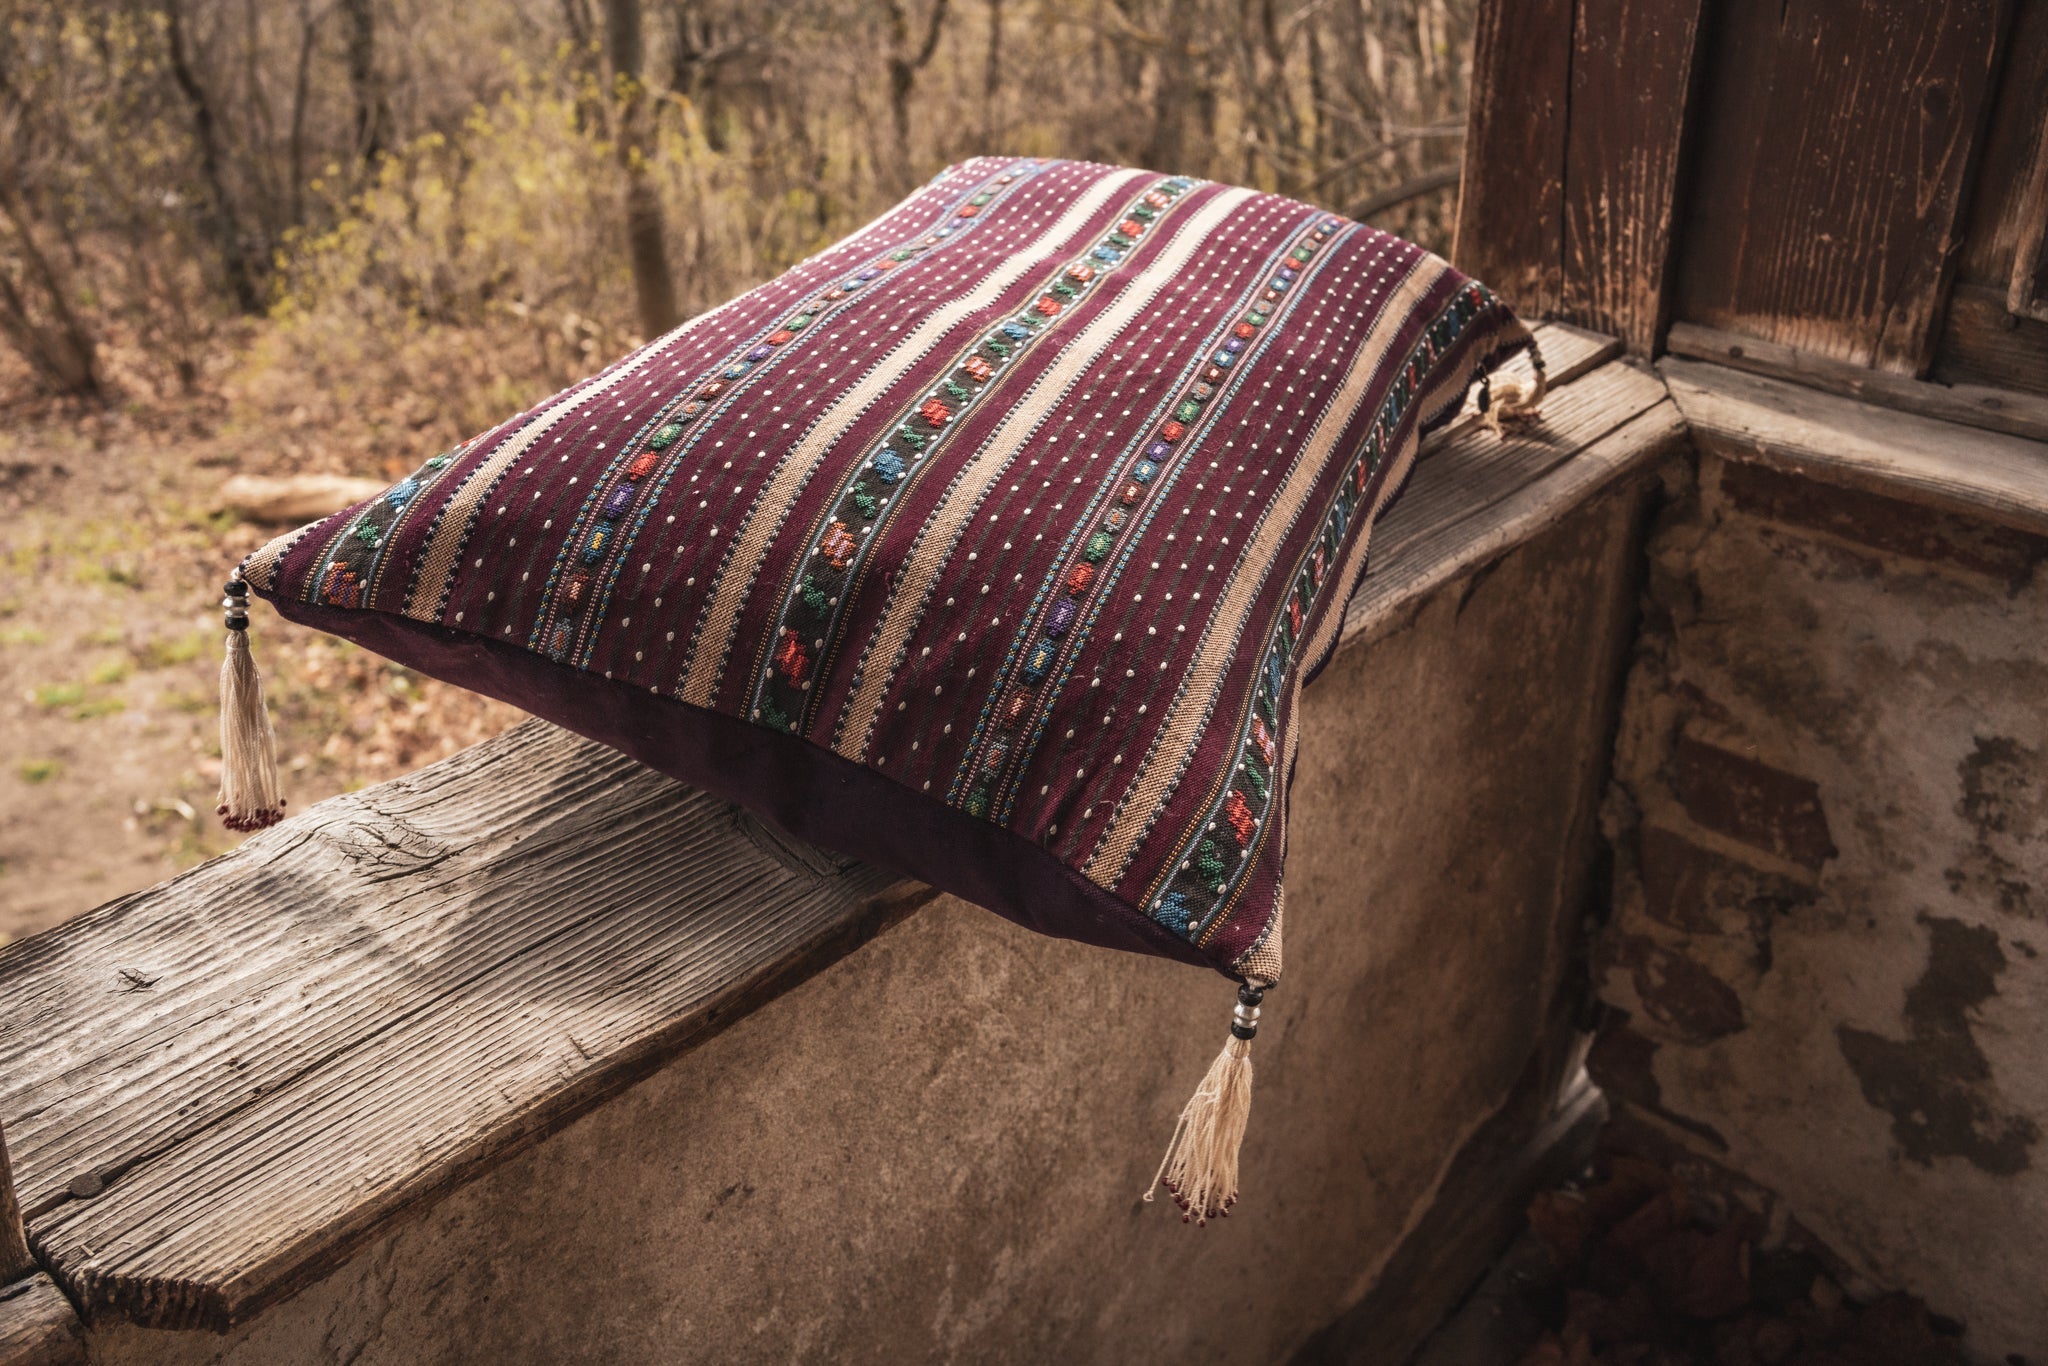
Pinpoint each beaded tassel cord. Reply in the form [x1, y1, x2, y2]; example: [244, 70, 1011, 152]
[1147, 983, 1264, 1225]
[217, 574, 286, 831]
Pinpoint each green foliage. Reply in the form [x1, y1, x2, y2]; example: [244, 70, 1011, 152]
[18, 759, 61, 784]
[30, 681, 85, 709]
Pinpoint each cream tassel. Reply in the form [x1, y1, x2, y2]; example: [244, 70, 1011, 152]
[1479, 336, 1548, 436]
[1146, 983, 1263, 1225]
[217, 573, 286, 832]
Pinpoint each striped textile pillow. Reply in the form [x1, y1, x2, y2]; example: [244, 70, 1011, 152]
[239, 156, 1533, 990]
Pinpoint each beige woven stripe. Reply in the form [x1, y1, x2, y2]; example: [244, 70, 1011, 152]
[1083, 257, 1448, 885]
[1212, 335, 1477, 973]
[1233, 883, 1283, 983]
[677, 171, 1143, 709]
[241, 526, 304, 593]
[1294, 337, 1489, 674]
[402, 302, 746, 622]
[832, 186, 1257, 761]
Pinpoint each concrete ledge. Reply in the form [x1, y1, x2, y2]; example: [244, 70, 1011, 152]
[0, 326, 1670, 1355]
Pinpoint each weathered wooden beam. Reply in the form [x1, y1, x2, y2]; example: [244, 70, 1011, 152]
[1935, 281, 2048, 400]
[1452, 0, 1571, 313]
[1560, 0, 1704, 354]
[0, 743, 929, 1330]
[0, 324, 1637, 1333]
[1455, 0, 1703, 354]
[1661, 356, 2048, 538]
[1668, 321, 2048, 444]
[1672, 0, 2009, 375]
[0, 1276, 83, 1366]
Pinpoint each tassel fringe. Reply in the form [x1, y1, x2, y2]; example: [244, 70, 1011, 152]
[1480, 336, 1548, 436]
[1146, 983, 1263, 1225]
[217, 575, 286, 832]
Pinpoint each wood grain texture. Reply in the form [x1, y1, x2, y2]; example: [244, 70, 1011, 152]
[1452, 0, 1573, 314]
[0, 729, 928, 1329]
[1346, 343, 1675, 644]
[1936, 281, 2048, 401]
[1668, 320, 2048, 443]
[0, 1276, 84, 1366]
[1561, 0, 1704, 354]
[1663, 356, 2048, 537]
[1673, 0, 2009, 374]
[0, 322, 1637, 1334]
[1947, 0, 2048, 302]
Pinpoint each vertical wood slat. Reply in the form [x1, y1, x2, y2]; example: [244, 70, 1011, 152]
[1944, 0, 2048, 297]
[1672, 0, 2010, 376]
[1561, 0, 1706, 354]
[1452, 0, 1573, 316]
[0, 1125, 30, 1285]
[1455, 0, 1704, 356]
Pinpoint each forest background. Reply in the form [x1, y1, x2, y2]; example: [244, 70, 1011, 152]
[0, 0, 1475, 936]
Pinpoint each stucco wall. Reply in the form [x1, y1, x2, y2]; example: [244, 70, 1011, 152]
[1592, 453, 2048, 1359]
[81, 487, 1648, 1366]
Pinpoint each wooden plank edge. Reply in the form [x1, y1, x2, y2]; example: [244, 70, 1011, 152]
[1345, 397, 1687, 645]
[1661, 357, 2048, 540]
[66, 875, 935, 1333]
[1667, 320, 2048, 444]
[0, 1276, 85, 1366]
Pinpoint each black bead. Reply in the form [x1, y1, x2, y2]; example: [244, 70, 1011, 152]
[225, 615, 249, 632]
[224, 580, 249, 597]
[1237, 984, 1265, 1007]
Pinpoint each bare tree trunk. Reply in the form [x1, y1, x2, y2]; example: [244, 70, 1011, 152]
[287, 0, 319, 227]
[604, 0, 679, 338]
[340, 0, 389, 166]
[981, 0, 1002, 147]
[882, 0, 949, 180]
[162, 0, 263, 313]
[0, 186, 100, 397]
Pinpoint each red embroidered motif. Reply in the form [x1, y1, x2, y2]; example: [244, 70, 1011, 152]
[1224, 791, 1257, 845]
[775, 627, 810, 683]
[919, 398, 952, 427]
[963, 355, 993, 383]
[323, 564, 362, 608]
[1065, 562, 1096, 594]
[820, 521, 857, 570]
[1034, 296, 1062, 317]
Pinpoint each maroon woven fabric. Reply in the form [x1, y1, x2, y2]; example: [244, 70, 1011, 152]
[244, 156, 1532, 982]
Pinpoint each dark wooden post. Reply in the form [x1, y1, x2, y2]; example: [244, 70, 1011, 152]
[0, 1121, 32, 1283]
[1454, 0, 1704, 356]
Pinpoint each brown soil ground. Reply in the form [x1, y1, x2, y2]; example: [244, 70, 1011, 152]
[0, 371, 523, 945]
